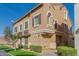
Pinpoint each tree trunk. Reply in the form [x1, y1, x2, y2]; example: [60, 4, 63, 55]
[25, 38, 28, 45]
[20, 39, 22, 45]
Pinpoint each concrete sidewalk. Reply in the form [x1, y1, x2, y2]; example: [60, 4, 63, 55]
[0, 50, 9, 56]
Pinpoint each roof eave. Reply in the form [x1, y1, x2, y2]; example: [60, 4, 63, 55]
[13, 3, 42, 26]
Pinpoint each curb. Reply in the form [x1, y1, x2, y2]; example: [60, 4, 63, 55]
[7, 53, 13, 56]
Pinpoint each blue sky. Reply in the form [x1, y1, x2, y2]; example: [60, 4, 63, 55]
[64, 3, 74, 32]
[0, 3, 74, 36]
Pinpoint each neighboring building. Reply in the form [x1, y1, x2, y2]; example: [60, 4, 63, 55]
[75, 3, 79, 55]
[13, 3, 73, 53]
[0, 37, 8, 45]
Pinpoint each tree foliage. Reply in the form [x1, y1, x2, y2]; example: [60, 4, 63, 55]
[4, 26, 12, 39]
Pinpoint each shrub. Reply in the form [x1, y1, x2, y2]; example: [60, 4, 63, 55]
[18, 44, 23, 49]
[23, 45, 28, 49]
[9, 50, 37, 56]
[18, 44, 28, 49]
[5, 48, 14, 52]
[30, 45, 42, 53]
[57, 46, 77, 56]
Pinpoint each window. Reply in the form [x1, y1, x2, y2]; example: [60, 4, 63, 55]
[64, 24, 69, 32]
[47, 12, 52, 25]
[64, 24, 67, 29]
[25, 21, 28, 30]
[32, 14, 41, 27]
[14, 27, 17, 32]
[64, 10, 68, 20]
[55, 21, 57, 29]
[20, 24, 22, 31]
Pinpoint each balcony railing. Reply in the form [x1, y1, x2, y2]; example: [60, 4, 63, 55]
[23, 30, 30, 38]
[54, 22, 72, 34]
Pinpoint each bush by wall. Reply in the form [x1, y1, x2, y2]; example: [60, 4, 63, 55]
[18, 44, 23, 49]
[30, 45, 42, 53]
[57, 46, 77, 56]
[5, 48, 14, 52]
[23, 45, 28, 49]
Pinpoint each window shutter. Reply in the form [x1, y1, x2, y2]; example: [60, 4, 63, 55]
[39, 14, 41, 24]
[32, 17, 34, 27]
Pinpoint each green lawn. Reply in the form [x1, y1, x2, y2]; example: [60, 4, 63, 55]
[0, 44, 38, 56]
[8, 50, 38, 56]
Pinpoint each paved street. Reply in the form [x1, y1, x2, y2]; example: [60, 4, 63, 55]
[0, 50, 9, 56]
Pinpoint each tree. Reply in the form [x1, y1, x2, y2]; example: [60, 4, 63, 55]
[4, 26, 17, 48]
[17, 33, 23, 48]
[11, 34, 17, 48]
[4, 26, 12, 41]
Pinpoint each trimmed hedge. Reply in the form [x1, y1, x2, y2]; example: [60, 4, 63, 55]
[5, 48, 14, 52]
[18, 44, 28, 49]
[23, 45, 28, 49]
[30, 45, 42, 53]
[18, 44, 23, 49]
[57, 46, 77, 56]
[9, 50, 37, 56]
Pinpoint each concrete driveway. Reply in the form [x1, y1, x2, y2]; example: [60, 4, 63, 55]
[0, 50, 9, 56]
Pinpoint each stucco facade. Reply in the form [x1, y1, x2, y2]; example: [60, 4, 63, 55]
[13, 3, 72, 53]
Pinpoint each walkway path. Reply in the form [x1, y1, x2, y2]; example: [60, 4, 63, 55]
[39, 49, 57, 56]
[0, 50, 9, 56]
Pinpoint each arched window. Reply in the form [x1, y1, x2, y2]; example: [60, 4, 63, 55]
[47, 12, 51, 25]
[64, 10, 68, 20]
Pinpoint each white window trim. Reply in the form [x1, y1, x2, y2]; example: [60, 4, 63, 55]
[34, 18, 40, 27]
[19, 24, 23, 32]
[14, 26, 18, 33]
[64, 10, 68, 20]
[48, 16, 53, 26]
[33, 13, 41, 27]
[22, 24, 24, 31]
[46, 11, 53, 27]
[24, 19, 29, 31]
[18, 25, 20, 32]
[66, 11, 68, 20]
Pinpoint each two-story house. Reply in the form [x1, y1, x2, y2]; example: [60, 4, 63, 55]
[13, 3, 73, 53]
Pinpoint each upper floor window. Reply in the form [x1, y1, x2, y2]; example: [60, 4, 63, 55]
[47, 12, 52, 25]
[20, 24, 22, 31]
[14, 27, 17, 32]
[64, 10, 68, 20]
[32, 14, 41, 27]
[24, 21, 28, 30]
[54, 21, 57, 29]
[64, 24, 69, 32]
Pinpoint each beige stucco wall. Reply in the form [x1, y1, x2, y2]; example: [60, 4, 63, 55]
[13, 3, 72, 51]
[28, 33, 56, 49]
[13, 3, 72, 33]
